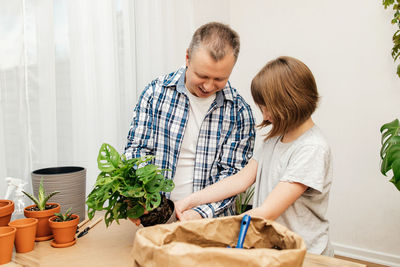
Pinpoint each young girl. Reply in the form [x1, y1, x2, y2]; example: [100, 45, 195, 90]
[175, 56, 333, 256]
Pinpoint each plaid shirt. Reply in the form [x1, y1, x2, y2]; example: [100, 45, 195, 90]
[125, 66, 255, 218]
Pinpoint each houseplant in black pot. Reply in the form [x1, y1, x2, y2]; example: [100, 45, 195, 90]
[86, 143, 175, 227]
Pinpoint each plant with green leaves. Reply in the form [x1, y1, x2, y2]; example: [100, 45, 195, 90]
[53, 207, 74, 222]
[86, 143, 174, 227]
[383, 0, 400, 77]
[235, 187, 255, 215]
[380, 118, 400, 191]
[22, 177, 60, 211]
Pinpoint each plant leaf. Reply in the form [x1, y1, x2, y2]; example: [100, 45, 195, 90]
[97, 143, 121, 172]
[145, 174, 164, 193]
[42, 191, 60, 209]
[136, 165, 158, 184]
[121, 184, 145, 198]
[380, 119, 400, 191]
[145, 193, 161, 211]
[162, 179, 175, 192]
[38, 178, 46, 210]
[127, 204, 145, 219]
[22, 191, 39, 207]
[390, 175, 400, 191]
[391, 158, 400, 182]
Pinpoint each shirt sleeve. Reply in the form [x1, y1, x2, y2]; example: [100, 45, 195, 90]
[193, 99, 256, 218]
[280, 144, 330, 193]
[124, 83, 155, 159]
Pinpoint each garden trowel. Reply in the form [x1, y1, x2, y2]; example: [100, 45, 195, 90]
[228, 214, 251, 248]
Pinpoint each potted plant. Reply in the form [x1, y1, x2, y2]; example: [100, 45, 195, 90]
[48, 207, 79, 248]
[86, 143, 175, 227]
[380, 118, 400, 191]
[234, 187, 255, 215]
[0, 200, 14, 226]
[23, 178, 60, 241]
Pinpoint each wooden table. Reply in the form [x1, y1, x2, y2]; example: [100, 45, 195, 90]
[8, 214, 365, 267]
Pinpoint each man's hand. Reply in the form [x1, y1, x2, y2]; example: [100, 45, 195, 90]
[178, 209, 202, 221]
[128, 210, 149, 226]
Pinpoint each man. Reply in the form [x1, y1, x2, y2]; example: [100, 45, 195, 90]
[124, 22, 255, 220]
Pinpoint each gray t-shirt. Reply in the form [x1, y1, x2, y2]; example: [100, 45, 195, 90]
[253, 125, 333, 256]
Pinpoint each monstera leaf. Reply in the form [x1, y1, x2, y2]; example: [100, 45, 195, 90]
[380, 119, 400, 191]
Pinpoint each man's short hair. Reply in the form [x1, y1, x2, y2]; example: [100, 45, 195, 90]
[251, 56, 319, 139]
[188, 22, 240, 62]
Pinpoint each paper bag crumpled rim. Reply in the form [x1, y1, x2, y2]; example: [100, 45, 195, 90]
[132, 216, 306, 267]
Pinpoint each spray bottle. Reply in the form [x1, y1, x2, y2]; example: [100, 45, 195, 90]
[5, 177, 27, 220]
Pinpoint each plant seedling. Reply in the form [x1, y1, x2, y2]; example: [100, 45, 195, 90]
[235, 187, 254, 215]
[54, 207, 74, 222]
[22, 177, 60, 211]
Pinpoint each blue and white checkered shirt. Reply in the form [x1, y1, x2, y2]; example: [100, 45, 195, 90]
[125, 66, 255, 218]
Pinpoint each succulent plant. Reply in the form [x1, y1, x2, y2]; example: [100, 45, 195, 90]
[54, 207, 74, 222]
[22, 177, 60, 211]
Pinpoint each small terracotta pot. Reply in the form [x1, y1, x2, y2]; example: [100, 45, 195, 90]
[0, 226, 16, 264]
[9, 218, 38, 253]
[24, 203, 60, 241]
[0, 200, 15, 226]
[49, 214, 79, 247]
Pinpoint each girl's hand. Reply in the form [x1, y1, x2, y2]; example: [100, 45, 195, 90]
[175, 199, 202, 221]
[175, 205, 183, 221]
[179, 209, 202, 221]
[174, 197, 192, 214]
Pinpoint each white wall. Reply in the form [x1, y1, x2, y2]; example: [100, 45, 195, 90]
[227, 0, 400, 265]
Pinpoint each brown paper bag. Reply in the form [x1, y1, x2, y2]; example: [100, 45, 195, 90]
[131, 216, 306, 267]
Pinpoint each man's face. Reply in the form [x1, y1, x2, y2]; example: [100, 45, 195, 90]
[185, 46, 236, 98]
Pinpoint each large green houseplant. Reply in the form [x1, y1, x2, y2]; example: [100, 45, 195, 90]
[381, 2, 400, 191]
[380, 119, 400, 191]
[86, 143, 175, 227]
[383, 0, 400, 77]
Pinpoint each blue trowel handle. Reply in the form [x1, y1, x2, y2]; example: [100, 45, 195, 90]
[236, 215, 251, 249]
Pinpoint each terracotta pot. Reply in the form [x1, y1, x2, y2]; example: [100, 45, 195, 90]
[24, 203, 60, 241]
[0, 200, 14, 226]
[8, 218, 38, 253]
[49, 214, 79, 248]
[0, 226, 16, 264]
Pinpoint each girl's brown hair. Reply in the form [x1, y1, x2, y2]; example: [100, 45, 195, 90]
[251, 56, 319, 139]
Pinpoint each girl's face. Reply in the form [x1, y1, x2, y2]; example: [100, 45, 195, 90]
[260, 105, 273, 124]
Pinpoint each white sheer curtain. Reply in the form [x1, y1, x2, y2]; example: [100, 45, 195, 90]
[0, 0, 197, 198]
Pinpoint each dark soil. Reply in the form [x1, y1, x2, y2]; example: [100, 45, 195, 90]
[53, 216, 76, 222]
[26, 204, 58, 211]
[140, 195, 174, 227]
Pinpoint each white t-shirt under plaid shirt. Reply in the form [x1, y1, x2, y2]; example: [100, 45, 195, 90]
[124, 65, 255, 218]
[169, 87, 216, 202]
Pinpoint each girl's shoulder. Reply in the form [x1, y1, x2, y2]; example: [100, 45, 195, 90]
[294, 125, 330, 151]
